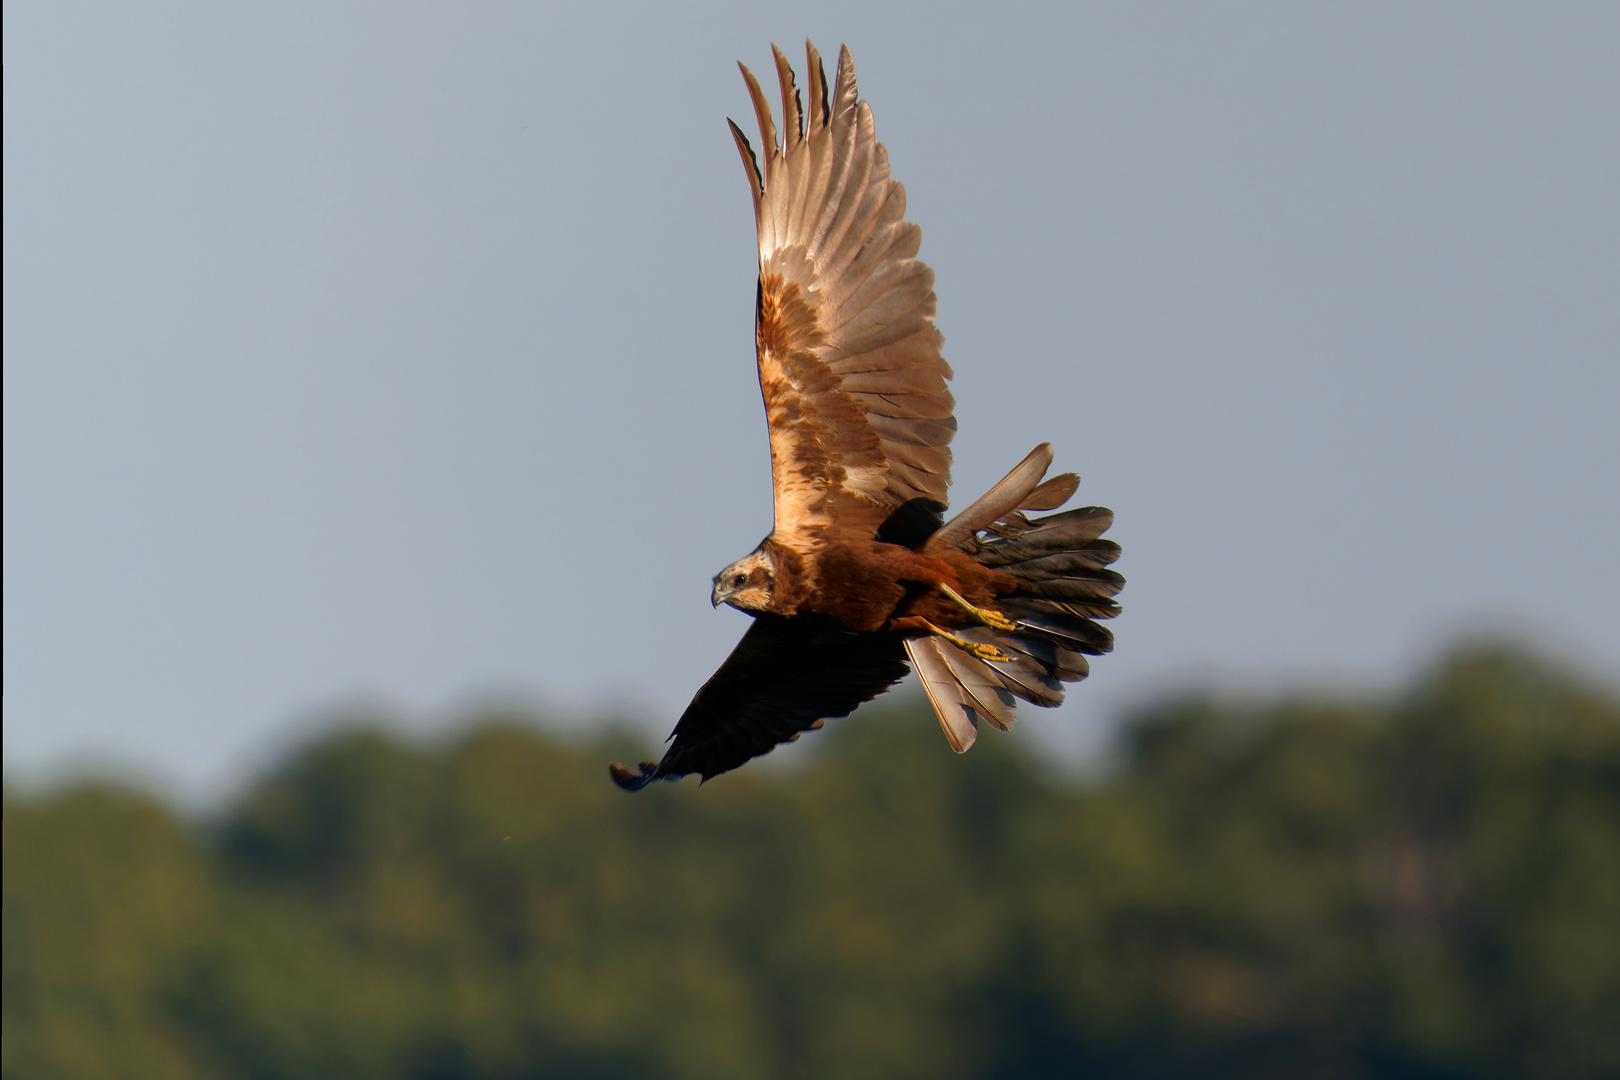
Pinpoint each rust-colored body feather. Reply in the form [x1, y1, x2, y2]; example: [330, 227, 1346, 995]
[765, 536, 1019, 634]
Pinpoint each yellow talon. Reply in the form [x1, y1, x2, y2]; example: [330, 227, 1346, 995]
[938, 584, 1018, 632]
[921, 620, 1015, 663]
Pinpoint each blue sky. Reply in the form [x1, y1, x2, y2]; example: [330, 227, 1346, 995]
[6, 2, 1618, 804]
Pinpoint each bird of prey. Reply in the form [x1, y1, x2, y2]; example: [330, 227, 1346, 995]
[611, 42, 1122, 790]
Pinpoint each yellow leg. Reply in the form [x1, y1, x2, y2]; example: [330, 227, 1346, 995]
[920, 620, 1015, 663]
[938, 584, 1018, 632]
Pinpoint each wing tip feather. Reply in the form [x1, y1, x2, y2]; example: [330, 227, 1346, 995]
[609, 760, 663, 792]
[772, 43, 802, 147]
[806, 40, 828, 128]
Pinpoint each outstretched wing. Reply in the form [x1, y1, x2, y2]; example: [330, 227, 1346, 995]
[609, 615, 909, 790]
[732, 42, 956, 551]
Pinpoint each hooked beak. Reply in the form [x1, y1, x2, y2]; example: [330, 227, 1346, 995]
[711, 579, 734, 608]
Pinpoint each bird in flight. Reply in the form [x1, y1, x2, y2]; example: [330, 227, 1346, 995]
[611, 42, 1122, 790]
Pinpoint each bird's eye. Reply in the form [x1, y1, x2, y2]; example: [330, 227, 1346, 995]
[733, 574, 747, 588]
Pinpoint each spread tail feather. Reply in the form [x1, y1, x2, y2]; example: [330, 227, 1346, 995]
[906, 635, 1021, 751]
[913, 449, 1121, 746]
[922, 443, 1053, 553]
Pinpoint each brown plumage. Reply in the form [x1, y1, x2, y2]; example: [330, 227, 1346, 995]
[610, 42, 1122, 790]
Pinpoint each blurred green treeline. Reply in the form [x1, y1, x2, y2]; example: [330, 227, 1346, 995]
[5, 645, 1618, 1080]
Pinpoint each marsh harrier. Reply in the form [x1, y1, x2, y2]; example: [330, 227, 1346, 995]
[611, 43, 1122, 790]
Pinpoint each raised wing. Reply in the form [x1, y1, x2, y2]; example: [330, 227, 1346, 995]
[609, 615, 909, 790]
[732, 43, 956, 550]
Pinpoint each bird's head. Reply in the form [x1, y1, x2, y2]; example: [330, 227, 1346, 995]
[712, 548, 775, 612]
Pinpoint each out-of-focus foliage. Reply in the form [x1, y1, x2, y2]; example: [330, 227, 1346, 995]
[5, 645, 1617, 1079]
